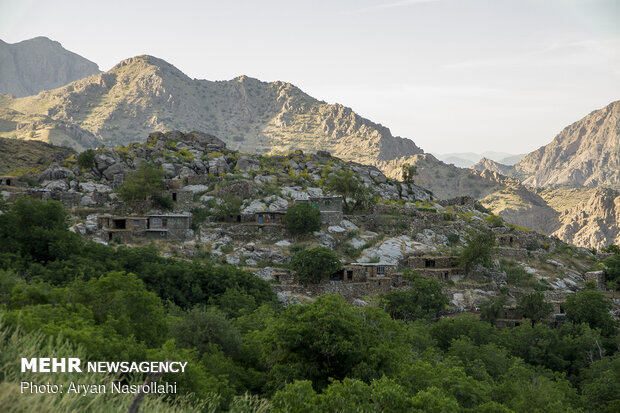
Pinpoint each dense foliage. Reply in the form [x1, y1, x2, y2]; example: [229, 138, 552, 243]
[290, 247, 340, 284]
[459, 227, 496, 272]
[282, 202, 321, 234]
[118, 162, 165, 203]
[0, 198, 618, 412]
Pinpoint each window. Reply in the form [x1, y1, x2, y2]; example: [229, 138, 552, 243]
[172, 193, 177, 202]
[325, 200, 331, 206]
[377, 266, 385, 275]
[162, 218, 168, 229]
[347, 270, 353, 280]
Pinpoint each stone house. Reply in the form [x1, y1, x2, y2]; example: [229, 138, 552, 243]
[406, 255, 463, 281]
[254, 211, 286, 225]
[295, 196, 343, 225]
[98, 213, 191, 242]
[584, 271, 606, 290]
[0, 176, 24, 187]
[332, 262, 397, 283]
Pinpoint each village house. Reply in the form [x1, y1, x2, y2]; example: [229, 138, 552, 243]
[406, 255, 464, 281]
[0, 176, 24, 187]
[98, 213, 191, 242]
[331, 262, 397, 284]
[294, 196, 343, 224]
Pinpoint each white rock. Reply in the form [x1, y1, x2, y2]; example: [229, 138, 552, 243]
[340, 220, 359, 230]
[79, 182, 112, 193]
[348, 238, 367, 249]
[80, 195, 95, 206]
[359, 235, 435, 265]
[328, 226, 346, 233]
[242, 199, 267, 214]
[183, 184, 210, 194]
[200, 195, 214, 203]
[275, 240, 292, 247]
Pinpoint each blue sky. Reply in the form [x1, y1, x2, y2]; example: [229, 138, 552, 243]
[1, 0, 618, 154]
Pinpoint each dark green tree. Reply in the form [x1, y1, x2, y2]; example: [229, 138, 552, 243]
[479, 295, 507, 325]
[459, 227, 496, 272]
[118, 162, 165, 203]
[401, 163, 418, 184]
[324, 170, 374, 212]
[516, 291, 553, 325]
[291, 247, 340, 284]
[77, 149, 96, 169]
[381, 271, 448, 321]
[283, 202, 321, 234]
[565, 290, 616, 337]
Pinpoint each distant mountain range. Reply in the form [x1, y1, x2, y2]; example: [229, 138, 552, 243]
[432, 152, 525, 168]
[0, 37, 99, 98]
[0, 38, 618, 248]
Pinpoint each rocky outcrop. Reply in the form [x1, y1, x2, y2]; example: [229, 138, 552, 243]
[0, 36, 99, 97]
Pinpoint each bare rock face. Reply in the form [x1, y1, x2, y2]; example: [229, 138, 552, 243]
[0, 37, 100, 97]
[515, 101, 620, 188]
[553, 188, 620, 249]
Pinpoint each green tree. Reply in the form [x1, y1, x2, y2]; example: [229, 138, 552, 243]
[77, 149, 96, 169]
[381, 271, 448, 321]
[213, 195, 243, 221]
[283, 202, 321, 234]
[459, 227, 496, 272]
[604, 253, 620, 288]
[516, 292, 553, 325]
[324, 170, 374, 212]
[0, 197, 81, 262]
[479, 295, 507, 325]
[565, 290, 616, 337]
[118, 162, 165, 203]
[172, 306, 242, 358]
[401, 163, 418, 184]
[291, 247, 340, 284]
[256, 294, 409, 390]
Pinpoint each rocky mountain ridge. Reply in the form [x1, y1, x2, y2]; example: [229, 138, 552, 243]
[0, 36, 99, 98]
[0, 55, 423, 166]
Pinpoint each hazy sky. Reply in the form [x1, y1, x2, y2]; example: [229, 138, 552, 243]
[1, 0, 618, 154]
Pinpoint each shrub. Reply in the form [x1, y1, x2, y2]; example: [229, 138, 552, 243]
[77, 149, 96, 169]
[283, 202, 321, 234]
[291, 247, 340, 284]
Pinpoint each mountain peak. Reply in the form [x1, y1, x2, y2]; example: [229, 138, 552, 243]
[0, 36, 100, 97]
[516, 100, 620, 188]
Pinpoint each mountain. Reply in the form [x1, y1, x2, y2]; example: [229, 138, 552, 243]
[0, 55, 422, 166]
[433, 151, 524, 168]
[514, 101, 620, 188]
[0, 36, 100, 97]
[553, 188, 620, 249]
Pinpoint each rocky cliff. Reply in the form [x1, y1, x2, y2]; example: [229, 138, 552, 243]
[0, 37, 100, 97]
[514, 101, 620, 188]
